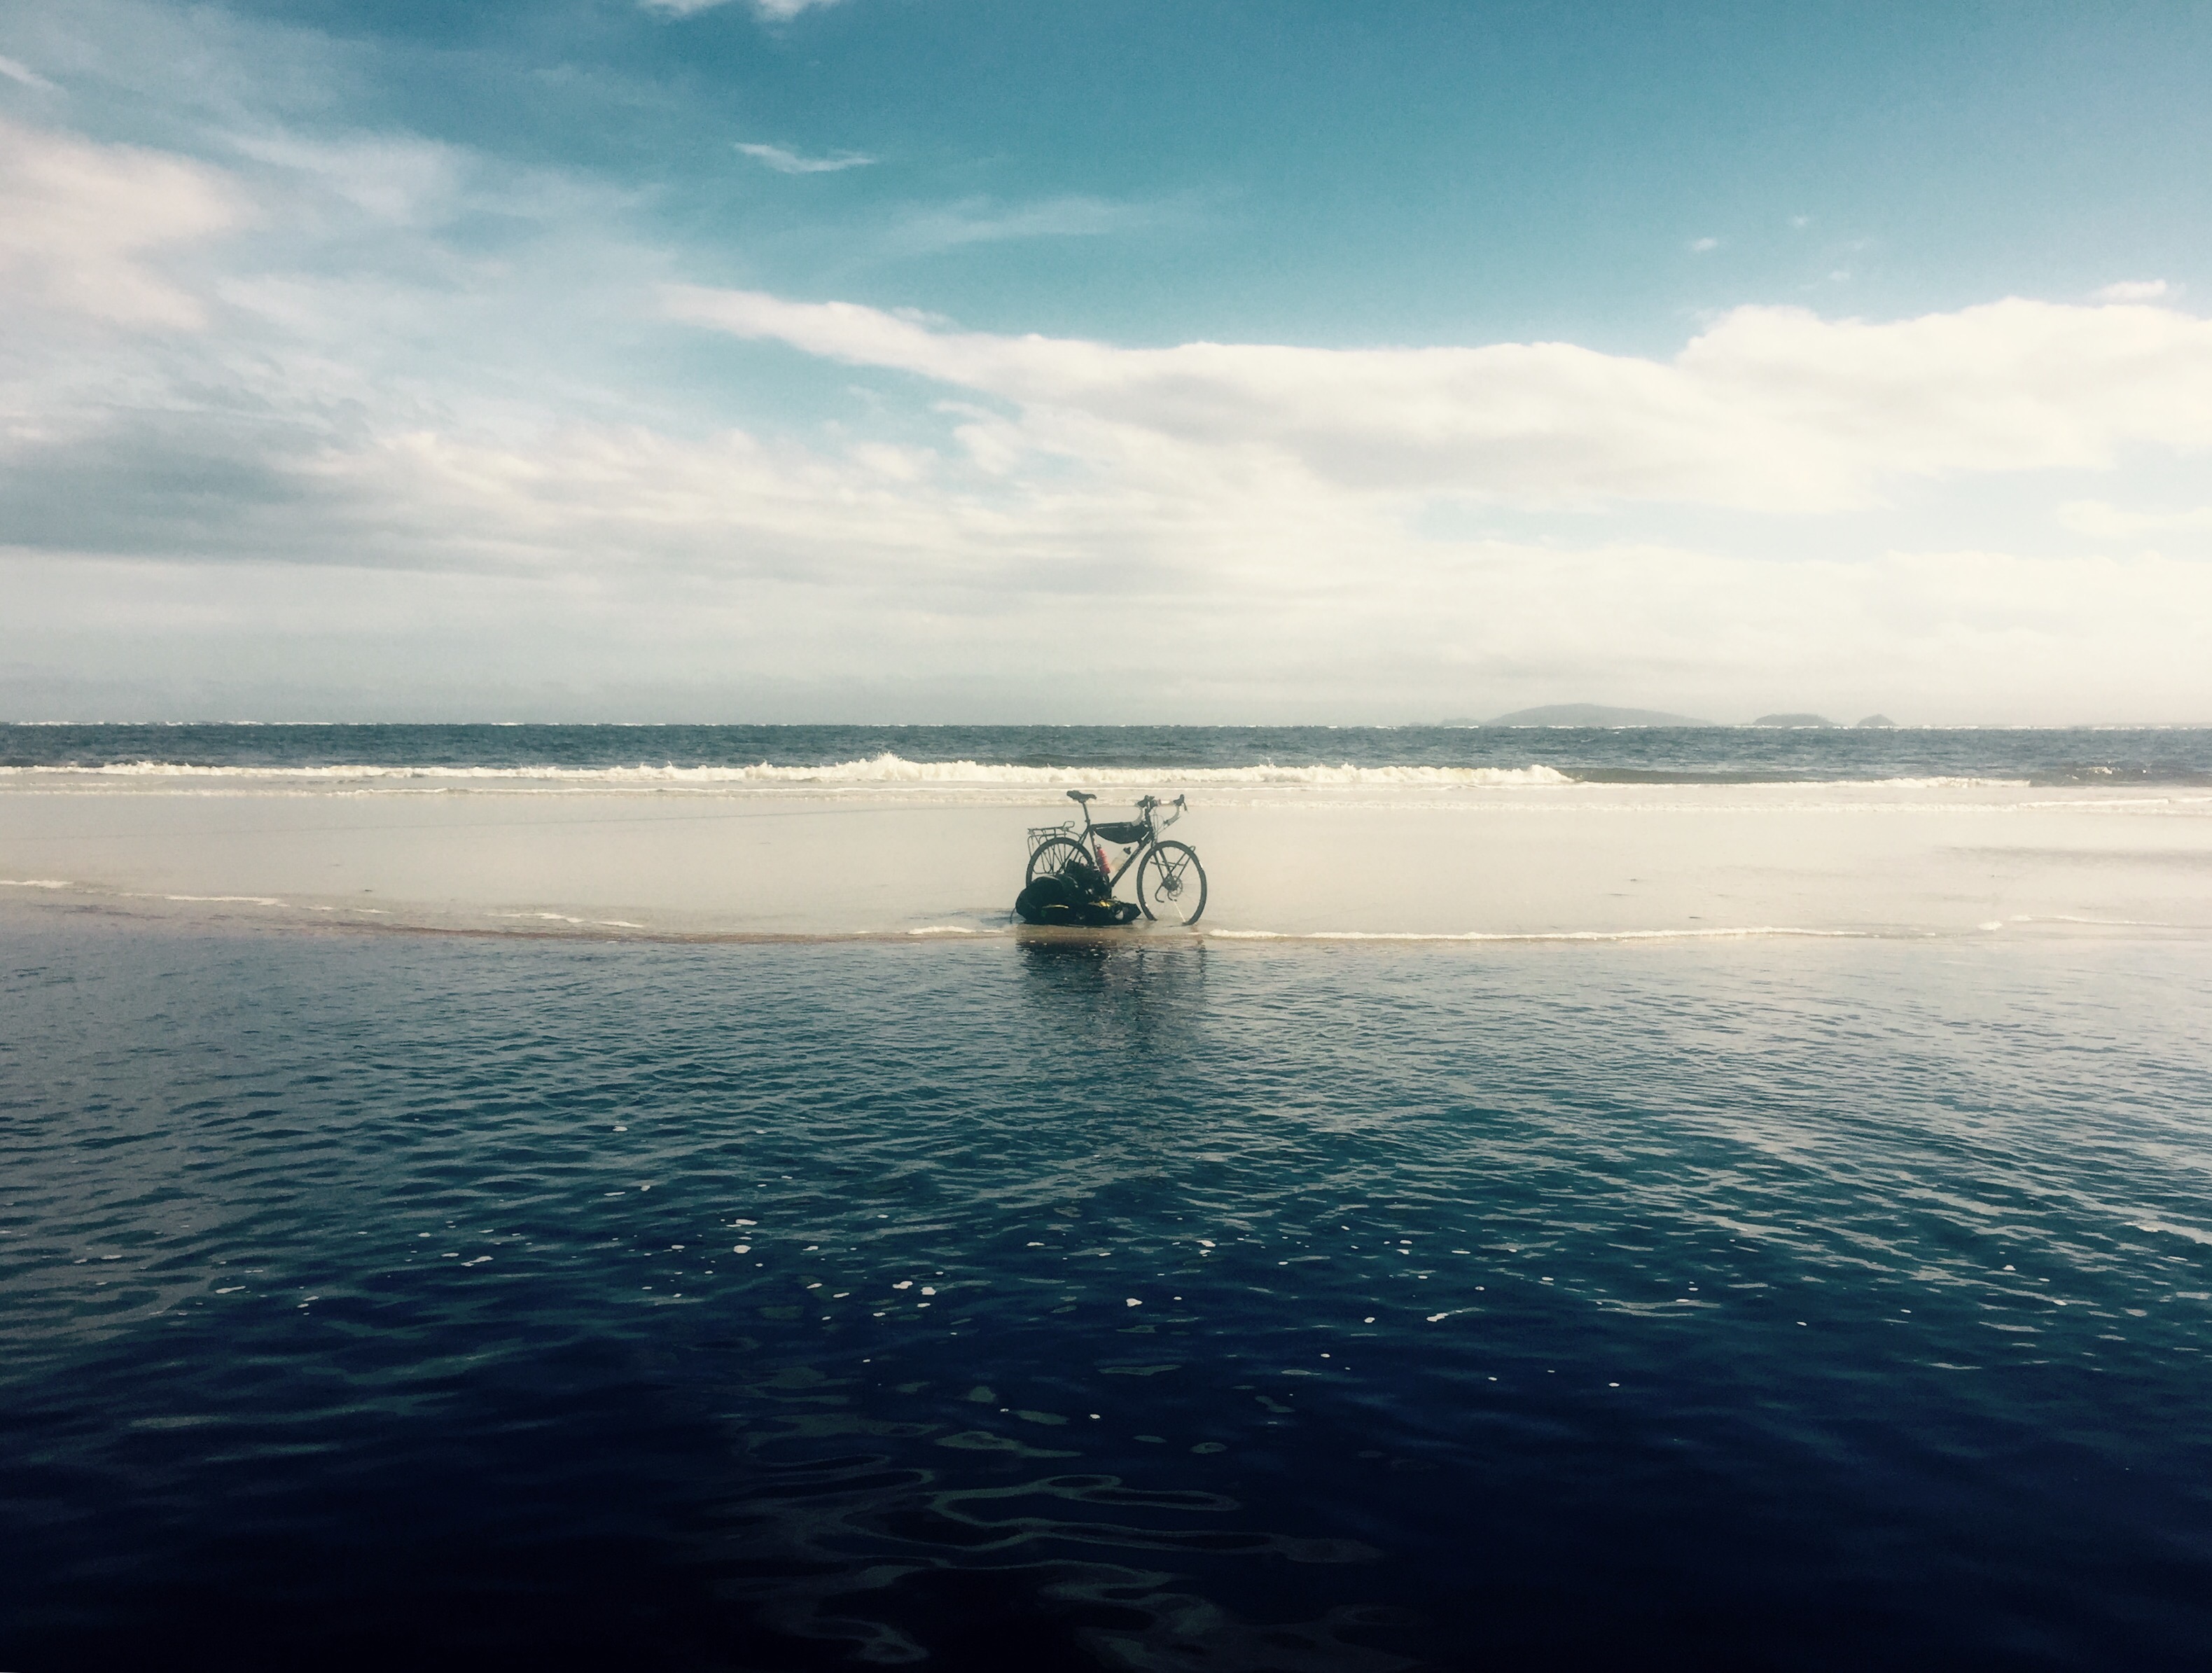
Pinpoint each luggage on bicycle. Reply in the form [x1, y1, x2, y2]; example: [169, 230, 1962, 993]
[1013, 858, 1140, 927]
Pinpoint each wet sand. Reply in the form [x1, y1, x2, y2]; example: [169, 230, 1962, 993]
[3, 774, 2209, 941]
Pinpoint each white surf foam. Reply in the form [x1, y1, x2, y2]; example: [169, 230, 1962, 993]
[1808, 776, 2026, 789]
[1, 754, 1575, 789]
[487, 910, 646, 928]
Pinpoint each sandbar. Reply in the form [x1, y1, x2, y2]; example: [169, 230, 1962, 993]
[4, 772, 2208, 943]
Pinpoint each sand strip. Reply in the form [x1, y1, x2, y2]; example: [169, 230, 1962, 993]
[4, 775, 2208, 941]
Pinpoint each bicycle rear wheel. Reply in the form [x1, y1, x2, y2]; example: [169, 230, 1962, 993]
[1135, 841, 1206, 926]
[1026, 835, 1088, 886]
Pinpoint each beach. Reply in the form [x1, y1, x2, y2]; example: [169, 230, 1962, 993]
[5, 761, 2209, 941]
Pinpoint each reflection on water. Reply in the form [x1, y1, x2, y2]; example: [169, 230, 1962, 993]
[5, 923, 2212, 1670]
[1016, 936, 1210, 1046]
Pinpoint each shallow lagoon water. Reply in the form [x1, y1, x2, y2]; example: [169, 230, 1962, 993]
[5, 919, 2211, 1669]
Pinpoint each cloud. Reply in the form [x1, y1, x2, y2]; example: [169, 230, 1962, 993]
[2057, 499, 2212, 540]
[2094, 279, 2170, 304]
[746, 0, 844, 15]
[225, 129, 468, 226]
[639, 0, 847, 18]
[5, 10, 2208, 723]
[12, 257, 2212, 718]
[0, 116, 247, 328]
[665, 287, 2212, 513]
[879, 194, 1174, 256]
[1690, 236, 1719, 253]
[12, 496, 2212, 721]
[0, 53, 57, 90]
[736, 141, 875, 175]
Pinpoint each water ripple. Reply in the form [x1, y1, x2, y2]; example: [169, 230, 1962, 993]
[4, 924, 2211, 1668]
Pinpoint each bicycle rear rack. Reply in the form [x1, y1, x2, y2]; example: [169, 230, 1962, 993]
[1026, 821, 1075, 851]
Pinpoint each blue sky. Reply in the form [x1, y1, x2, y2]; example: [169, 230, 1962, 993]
[1, 1, 2208, 721]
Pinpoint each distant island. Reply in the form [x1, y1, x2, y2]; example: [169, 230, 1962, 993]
[1448, 704, 1903, 728]
[1475, 703, 1716, 728]
[1746, 712, 1901, 728]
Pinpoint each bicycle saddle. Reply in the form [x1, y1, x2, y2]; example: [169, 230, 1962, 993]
[1066, 790, 1095, 803]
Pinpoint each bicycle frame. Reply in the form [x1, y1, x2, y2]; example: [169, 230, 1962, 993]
[1055, 793, 1186, 890]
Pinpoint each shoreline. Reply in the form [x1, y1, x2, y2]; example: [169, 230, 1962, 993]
[6, 772, 2209, 945]
[8, 891, 2203, 952]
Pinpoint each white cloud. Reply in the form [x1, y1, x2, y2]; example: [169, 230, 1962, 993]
[736, 140, 875, 175]
[2094, 279, 2170, 304]
[0, 53, 57, 90]
[665, 286, 2212, 513]
[4, 23, 2208, 723]
[2057, 499, 2212, 540]
[0, 116, 246, 328]
[225, 129, 468, 226]
[639, 0, 847, 18]
[880, 194, 1173, 255]
[11, 501, 2212, 721]
[1690, 236, 1719, 253]
[12, 278, 2212, 720]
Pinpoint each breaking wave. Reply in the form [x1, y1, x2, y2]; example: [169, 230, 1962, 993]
[4, 754, 1576, 789]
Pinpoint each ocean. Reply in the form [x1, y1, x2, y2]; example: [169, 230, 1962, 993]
[6, 721, 2212, 784]
[4, 727, 2211, 1669]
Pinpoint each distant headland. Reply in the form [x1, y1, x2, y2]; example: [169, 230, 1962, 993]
[1470, 703, 1716, 728]
[1448, 704, 1903, 728]
[1750, 713, 1900, 728]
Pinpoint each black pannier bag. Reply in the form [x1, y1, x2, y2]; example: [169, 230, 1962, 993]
[1013, 857, 1141, 926]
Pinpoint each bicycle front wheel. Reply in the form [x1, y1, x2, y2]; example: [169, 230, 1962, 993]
[1135, 841, 1206, 926]
[1026, 835, 1089, 886]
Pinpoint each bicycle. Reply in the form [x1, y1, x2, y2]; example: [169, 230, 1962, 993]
[1025, 791, 1208, 926]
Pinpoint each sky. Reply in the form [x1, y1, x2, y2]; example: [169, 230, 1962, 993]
[1, 0, 2208, 723]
